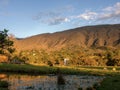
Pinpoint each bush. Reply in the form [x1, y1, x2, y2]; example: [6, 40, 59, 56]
[47, 61, 53, 66]
[0, 81, 9, 88]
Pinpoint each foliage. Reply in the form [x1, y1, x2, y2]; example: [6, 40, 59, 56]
[0, 29, 15, 54]
[0, 29, 15, 60]
[106, 50, 120, 66]
[17, 46, 120, 66]
[47, 61, 53, 66]
[0, 81, 9, 88]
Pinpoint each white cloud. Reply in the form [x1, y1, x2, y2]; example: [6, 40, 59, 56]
[77, 11, 97, 20]
[33, 11, 70, 25]
[33, 11, 61, 20]
[99, 2, 120, 20]
[33, 6, 72, 25]
[74, 2, 120, 24]
[102, 2, 120, 13]
[115, 2, 120, 8]
[42, 17, 70, 25]
[103, 6, 113, 11]
[33, 2, 120, 26]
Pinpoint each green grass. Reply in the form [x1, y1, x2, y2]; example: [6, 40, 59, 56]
[0, 63, 120, 76]
[0, 63, 57, 75]
[97, 75, 120, 90]
[76, 66, 120, 70]
[0, 63, 92, 75]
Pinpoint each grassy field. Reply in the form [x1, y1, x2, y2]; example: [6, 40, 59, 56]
[0, 64, 120, 90]
[97, 75, 120, 90]
[0, 63, 57, 75]
[0, 63, 120, 75]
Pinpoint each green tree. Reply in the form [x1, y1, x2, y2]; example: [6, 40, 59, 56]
[0, 29, 15, 57]
[106, 51, 115, 66]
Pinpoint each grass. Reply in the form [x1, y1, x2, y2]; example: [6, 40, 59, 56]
[0, 63, 57, 75]
[0, 63, 77, 75]
[97, 75, 120, 90]
[78, 66, 120, 70]
[0, 63, 120, 76]
[0, 63, 89, 75]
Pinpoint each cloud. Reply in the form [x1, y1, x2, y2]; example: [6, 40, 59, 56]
[33, 6, 73, 25]
[77, 11, 97, 20]
[103, 2, 120, 11]
[98, 2, 120, 20]
[33, 2, 120, 26]
[33, 11, 70, 25]
[33, 11, 61, 20]
[103, 6, 113, 11]
[42, 17, 70, 25]
[73, 2, 120, 24]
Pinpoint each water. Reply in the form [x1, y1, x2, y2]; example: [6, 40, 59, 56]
[0, 74, 105, 90]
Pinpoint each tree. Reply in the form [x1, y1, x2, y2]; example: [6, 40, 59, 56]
[106, 51, 115, 66]
[0, 29, 15, 57]
[47, 60, 53, 66]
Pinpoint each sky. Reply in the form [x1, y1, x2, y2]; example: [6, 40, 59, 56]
[0, 0, 120, 38]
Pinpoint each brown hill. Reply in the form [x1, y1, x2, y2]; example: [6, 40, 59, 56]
[14, 24, 120, 51]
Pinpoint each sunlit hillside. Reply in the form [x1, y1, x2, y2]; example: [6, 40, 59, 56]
[14, 24, 120, 51]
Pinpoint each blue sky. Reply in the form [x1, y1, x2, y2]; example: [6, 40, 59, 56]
[0, 0, 120, 38]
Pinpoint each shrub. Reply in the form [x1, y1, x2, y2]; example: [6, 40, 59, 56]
[47, 61, 53, 66]
[0, 81, 9, 88]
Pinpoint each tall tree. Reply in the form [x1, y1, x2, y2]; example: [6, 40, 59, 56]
[0, 29, 15, 55]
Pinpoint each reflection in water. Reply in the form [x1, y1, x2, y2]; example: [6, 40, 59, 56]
[0, 74, 7, 79]
[0, 74, 104, 90]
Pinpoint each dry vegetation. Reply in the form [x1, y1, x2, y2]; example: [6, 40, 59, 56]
[16, 46, 120, 66]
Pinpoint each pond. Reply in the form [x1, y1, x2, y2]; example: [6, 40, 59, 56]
[0, 73, 105, 90]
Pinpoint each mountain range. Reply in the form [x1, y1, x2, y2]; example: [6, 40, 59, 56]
[13, 24, 120, 51]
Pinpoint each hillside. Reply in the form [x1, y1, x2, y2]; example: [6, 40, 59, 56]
[14, 24, 120, 51]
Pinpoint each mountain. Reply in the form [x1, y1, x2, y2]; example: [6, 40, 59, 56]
[14, 24, 120, 51]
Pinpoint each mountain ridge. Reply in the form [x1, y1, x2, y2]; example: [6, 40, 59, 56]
[14, 24, 120, 51]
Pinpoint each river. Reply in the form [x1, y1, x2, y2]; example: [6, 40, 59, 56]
[0, 73, 105, 90]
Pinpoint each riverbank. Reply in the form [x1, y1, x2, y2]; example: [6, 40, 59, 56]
[0, 63, 120, 89]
